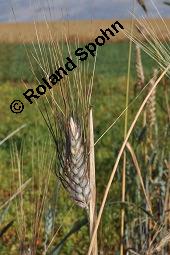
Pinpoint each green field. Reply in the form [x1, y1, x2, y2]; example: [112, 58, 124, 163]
[0, 41, 169, 254]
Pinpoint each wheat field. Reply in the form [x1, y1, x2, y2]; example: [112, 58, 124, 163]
[0, 3, 170, 255]
[0, 19, 170, 43]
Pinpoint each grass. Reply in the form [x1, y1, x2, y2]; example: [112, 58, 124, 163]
[0, 42, 156, 83]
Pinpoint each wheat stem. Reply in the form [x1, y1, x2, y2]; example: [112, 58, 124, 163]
[88, 108, 98, 255]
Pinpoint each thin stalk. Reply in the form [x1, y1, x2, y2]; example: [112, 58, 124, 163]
[120, 2, 134, 254]
[126, 142, 152, 213]
[0, 178, 31, 211]
[0, 124, 26, 146]
[89, 108, 98, 255]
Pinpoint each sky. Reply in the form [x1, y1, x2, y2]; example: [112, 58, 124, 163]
[0, 0, 169, 23]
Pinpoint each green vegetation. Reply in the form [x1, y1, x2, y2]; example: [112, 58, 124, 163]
[0, 42, 156, 83]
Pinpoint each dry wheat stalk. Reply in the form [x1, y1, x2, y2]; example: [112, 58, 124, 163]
[58, 116, 91, 210]
[88, 109, 98, 254]
[135, 45, 145, 93]
[146, 68, 159, 127]
[148, 232, 170, 254]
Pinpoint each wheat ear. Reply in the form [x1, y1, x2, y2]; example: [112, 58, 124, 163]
[59, 116, 91, 210]
[146, 68, 159, 127]
[135, 44, 145, 93]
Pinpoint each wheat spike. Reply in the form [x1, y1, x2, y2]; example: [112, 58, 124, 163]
[146, 68, 159, 127]
[135, 44, 145, 93]
[44, 205, 54, 237]
[58, 116, 91, 210]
